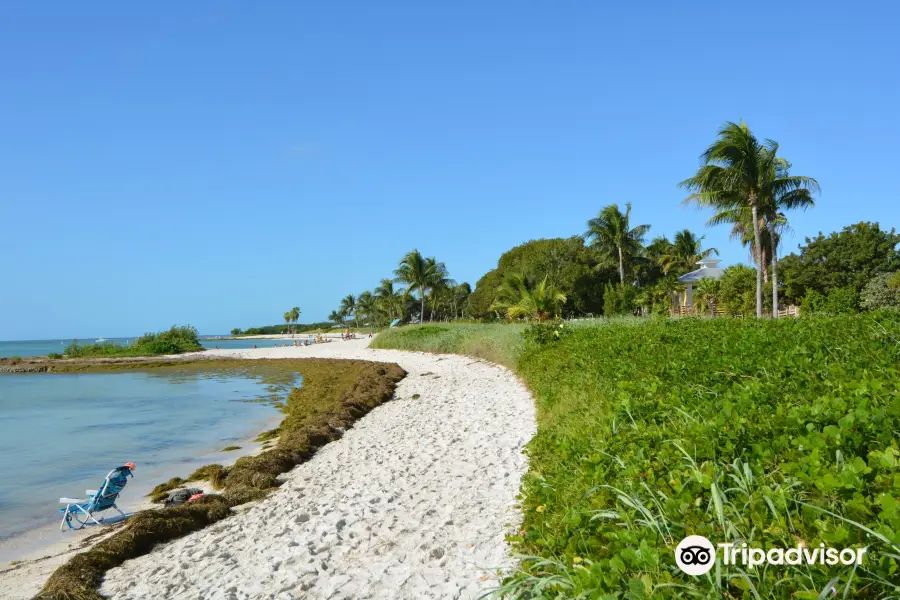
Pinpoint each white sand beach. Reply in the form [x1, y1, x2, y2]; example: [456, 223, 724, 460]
[3, 337, 537, 599]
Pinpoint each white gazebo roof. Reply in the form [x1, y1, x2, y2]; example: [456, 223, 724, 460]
[677, 259, 725, 283]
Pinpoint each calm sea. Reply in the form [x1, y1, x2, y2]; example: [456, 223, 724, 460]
[0, 368, 289, 543]
[0, 337, 280, 358]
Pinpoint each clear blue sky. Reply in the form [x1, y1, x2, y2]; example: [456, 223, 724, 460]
[2, 1, 898, 339]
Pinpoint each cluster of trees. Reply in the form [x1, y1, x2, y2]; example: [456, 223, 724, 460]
[325, 121, 896, 324]
[330, 250, 472, 327]
[230, 320, 332, 336]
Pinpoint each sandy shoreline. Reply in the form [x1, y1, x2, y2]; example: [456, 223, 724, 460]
[0, 406, 282, 598]
[1, 337, 537, 599]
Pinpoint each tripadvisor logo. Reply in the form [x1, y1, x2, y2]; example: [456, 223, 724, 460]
[675, 535, 867, 575]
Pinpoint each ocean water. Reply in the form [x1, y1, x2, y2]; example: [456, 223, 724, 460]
[0, 337, 295, 358]
[0, 368, 289, 541]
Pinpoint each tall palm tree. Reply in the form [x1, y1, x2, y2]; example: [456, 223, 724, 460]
[283, 311, 292, 333]
[339, 294, 359, 328]
[490, 273, 567, 321]
[680, 122, 769, 316]
[394, 249, 437, 323]
[290, 306, 301, 334]
[659, 229, 718, 275]
[680, 121, 817, 317]
[682, 123, 819, 317]
[328, 310, 345, 327]
[760, 157, 818, 316]
[584, 203, 650, 283]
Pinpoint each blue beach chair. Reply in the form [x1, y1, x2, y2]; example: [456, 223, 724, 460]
[59, 463, 134, 530]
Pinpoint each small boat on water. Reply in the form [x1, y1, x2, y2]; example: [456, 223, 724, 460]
[95, 337, 107, 343]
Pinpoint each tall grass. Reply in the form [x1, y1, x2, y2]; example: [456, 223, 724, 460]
[376, 315, 900, 598]
[371, 322, 527, 368]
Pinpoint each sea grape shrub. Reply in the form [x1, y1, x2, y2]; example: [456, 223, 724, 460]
[802, 287, 860, 314]
[515, 313, 900, 598]
[522, 319, 572, 346]
[133, 325, 203, 354]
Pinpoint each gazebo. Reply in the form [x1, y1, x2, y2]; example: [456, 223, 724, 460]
[674, 259, 725, 309]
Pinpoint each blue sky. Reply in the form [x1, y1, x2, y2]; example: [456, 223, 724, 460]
[1, 1, 898, 339]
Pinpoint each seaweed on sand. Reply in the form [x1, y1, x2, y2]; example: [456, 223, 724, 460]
[34, 495, 230, 600]
[32, 358, 406, 600]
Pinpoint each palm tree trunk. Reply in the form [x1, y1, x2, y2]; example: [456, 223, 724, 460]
[420, 295, 425, 324]
[770, 221, 779, 318]
[617, 246, 625, 283]
[750, 200, 763, 318]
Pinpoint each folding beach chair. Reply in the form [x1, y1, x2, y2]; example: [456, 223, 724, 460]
[59, 463, 134, 530]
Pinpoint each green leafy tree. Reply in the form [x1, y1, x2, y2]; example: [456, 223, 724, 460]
[230, 328, 242, 336]
[490, 273, 567, 321]
[780, 222, 900, 303]
[584, 203, 650, 283]
[467, 269, 504, 320]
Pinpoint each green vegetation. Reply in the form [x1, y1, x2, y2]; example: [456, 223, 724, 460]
[781, 222, 900, 311]
[490, 273, 567, 321]
[229, 321, 332, 336]
[221, 445, 241, 452]
[62, 326, 202, 358]
[33, 357, 406, 600]
[375, 316, 900, 598]
[371, 323, 526, 367]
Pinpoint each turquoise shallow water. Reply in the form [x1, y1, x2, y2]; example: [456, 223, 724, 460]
[0, 369, 288, 540]
[0, 337, 282, 358]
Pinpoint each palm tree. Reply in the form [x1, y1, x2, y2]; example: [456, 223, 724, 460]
[283, 311, 292, 333]
[394, 249, 436, 323]
[290, 306, 301, 334]
[339, 294, 359, 329]
[450, 282, 472, 320]
[357, 291, 378, 327]
[707, 205, 775, 282]
[490, 273, 567, 321]
[760, 157, 818, 316]
[375, 279, 404, 322]
[424, 257, 452, 322]
[584, 203, 650, 283]
[682, 122, 818, 317]
[659, 229, 718, 275]
[328, 310, 345, 327]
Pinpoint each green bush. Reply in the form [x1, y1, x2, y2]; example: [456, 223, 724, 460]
[64, 326, 203, 358]
[603, 283, 635, 316]
[522, 319, 573, 346]
[861, 272, 900, 310]
[510, 314, 900, 598]
[802, 287, 860, 314]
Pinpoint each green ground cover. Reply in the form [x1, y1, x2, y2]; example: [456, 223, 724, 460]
[375, 315, 900, 598]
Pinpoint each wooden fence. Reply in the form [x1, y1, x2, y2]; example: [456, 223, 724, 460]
[669, 305, 800, 318]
